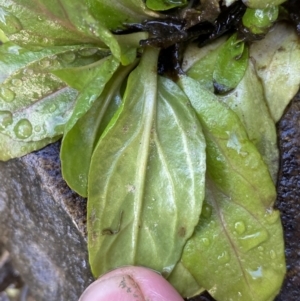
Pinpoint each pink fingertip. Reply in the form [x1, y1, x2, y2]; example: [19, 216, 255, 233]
[79, 266, 184, 301]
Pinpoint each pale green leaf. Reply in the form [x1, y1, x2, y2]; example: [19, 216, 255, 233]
[0, 44, 103, 141]
[219, 60, 279, 182]
[87, 48, 206, 278]
[170, 76, 285, 301]
[250, 22, 300, 122]
[0, 1, 101, 47]
[0, 131, 59, 161]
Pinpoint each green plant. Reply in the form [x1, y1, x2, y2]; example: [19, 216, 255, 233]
[1, 1, 299, 300]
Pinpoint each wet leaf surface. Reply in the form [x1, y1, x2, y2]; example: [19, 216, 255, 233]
[87, 48, 206, 278]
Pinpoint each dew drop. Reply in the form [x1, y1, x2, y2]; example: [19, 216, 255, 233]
[79, 48, 98, 57]
[11, 79, 22, 87]
[217, 251, 230, 264]
[14, 119, 33, 139]
[0, 111, 13, 130]
[269, 250, 276, 259]
[48, 103, 57, 113]
[258, 246, 264, 252]
[246, 266, 263, 280]
[60, 52, 76, 63]
[264, 209, 280, 225]
[23, 68, 34, 76]
[201, 238, 210, 246]
[39, 60, 51, 68]
[0, 87, 15, 102]
[202, 203, 212, 218]
[238, 229, 269, 252]
[234, 221, 246, 235]
[34, 125, 41, 132]
[43, 37, 49, 44]
[37, 16, 43, 21]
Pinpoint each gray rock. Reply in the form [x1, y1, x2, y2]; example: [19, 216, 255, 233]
[0, 142, 93, 301]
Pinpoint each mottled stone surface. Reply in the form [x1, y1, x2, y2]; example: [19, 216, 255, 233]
[0, 91, 300, 301]
[0, 143, 93, 301]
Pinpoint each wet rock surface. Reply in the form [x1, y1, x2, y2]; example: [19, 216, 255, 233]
[0, 91, 300, 300]
[0, 143, 93, 301]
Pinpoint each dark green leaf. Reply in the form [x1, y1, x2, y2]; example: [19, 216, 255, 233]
[169, 76, 285, 301]
[61, 63, 135, 197]
[184, 37, 227, 92]
[87, 0, 159, 31]
[87, 48, 206, 278]
[63, 55, 120, 132]
[213, 34, 249, 94]
[242, 6, 278, 34]
[146, 0, 187, 11]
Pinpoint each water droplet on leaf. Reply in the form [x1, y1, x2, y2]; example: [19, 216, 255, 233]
[11, 79, 22, 87]
[0, 111, 13, 130]
[217, 251, 230, 264]
[234, 221, 246, 235]
[14, 119, 33, 139]
[269, 250, 276, 259]
[48, 103, 57, 113]
[201, 238, 210, 246]
[264, 209, 280, 224]
[202, 203, 212, 218]
[238, 229, 269, 252]
[34, 125, 41, 132]
[39, 60, 51, 68]
[0, 87, 15, 102]
[246, 266, 263, 280]
[79, 48, 98, 57]
[60, 52, 76, 63]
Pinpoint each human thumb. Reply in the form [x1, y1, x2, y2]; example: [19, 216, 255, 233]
[79, 266, 184, 301]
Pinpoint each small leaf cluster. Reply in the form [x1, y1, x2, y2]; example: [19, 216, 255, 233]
[0, 1, 299, 300]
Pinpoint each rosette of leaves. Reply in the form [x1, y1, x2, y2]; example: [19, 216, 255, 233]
[1, 1, 300, 301]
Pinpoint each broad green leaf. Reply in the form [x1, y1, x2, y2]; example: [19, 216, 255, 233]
[0, 42, 109, 83]
[219, 60, 279, 182]
[61, 63, 135, 197]
[250, 22, 300, 122]
[167, 261, 204, 298]
[242, 6, 278, 34]
[170, 76, 285, 301]
[242, 0, 286, 9]
[87, 47, 206, 278]
[0, 1, 101, 47]
[146, 0, 187, 11]
[213, 34, 249, 94]
[0, 44, 107, 141]
[87, 0, 159, 31]
[0, 131, 59, 161]
[184, 37, 227, 92]
[63, 55, 120, 132]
